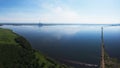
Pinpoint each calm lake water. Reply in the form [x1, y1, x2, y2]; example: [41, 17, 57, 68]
[1, 25, 120, 68]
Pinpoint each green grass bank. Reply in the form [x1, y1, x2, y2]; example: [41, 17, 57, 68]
[0, 28, 73, 68]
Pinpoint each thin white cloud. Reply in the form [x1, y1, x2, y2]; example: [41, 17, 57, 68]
[39, 3, 120, 24]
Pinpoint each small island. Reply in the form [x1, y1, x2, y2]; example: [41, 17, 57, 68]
[0, 28, 72, 68]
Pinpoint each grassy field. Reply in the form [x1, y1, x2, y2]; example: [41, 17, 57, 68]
[0, 28, 73, 68]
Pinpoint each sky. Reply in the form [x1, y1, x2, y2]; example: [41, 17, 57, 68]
[0, 0, 120, 24]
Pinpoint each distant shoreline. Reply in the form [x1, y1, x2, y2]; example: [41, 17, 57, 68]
[0, 23, 120, 26]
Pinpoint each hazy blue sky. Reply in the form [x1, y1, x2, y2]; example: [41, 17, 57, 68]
[0, 0, 120, 24]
